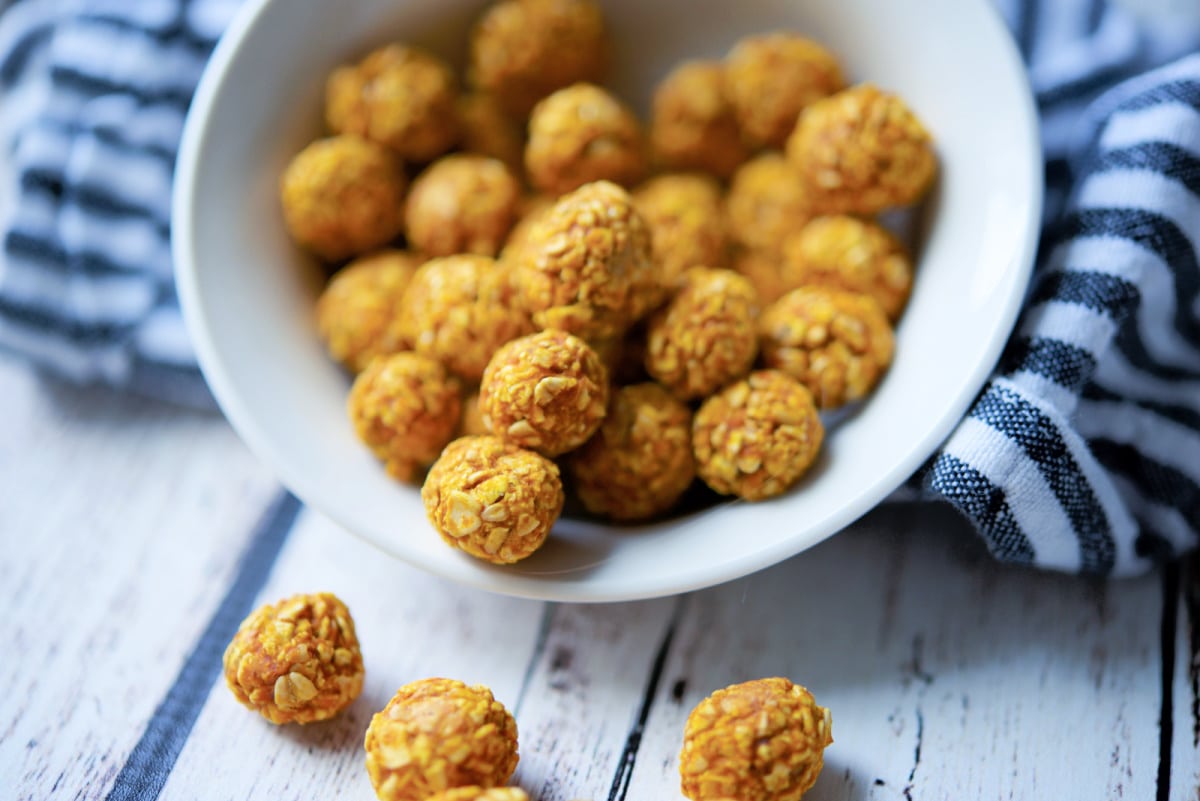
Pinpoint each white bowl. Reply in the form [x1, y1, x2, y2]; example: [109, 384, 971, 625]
[174, 0, 1041, 602]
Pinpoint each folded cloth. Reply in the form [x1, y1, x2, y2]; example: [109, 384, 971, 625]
[0, 0, 1196, 573]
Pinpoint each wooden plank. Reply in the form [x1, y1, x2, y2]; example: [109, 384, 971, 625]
[1170, 554, 1200, 801]
[0, 357, 280, 801]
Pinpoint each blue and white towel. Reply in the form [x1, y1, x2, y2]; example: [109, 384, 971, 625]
[0, 0, 1197, 575]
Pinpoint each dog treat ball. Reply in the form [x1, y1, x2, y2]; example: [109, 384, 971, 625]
[760, 286, 895, 409]
[480, 330, 609, 456]
[634, 173, 730, 289]
[692, 371, 824, 501]
[405, 155, 523, 258]
[514, 181, 654, 340]
[400, 255, 534, 381]
[724, 33, 844, 150]
[782, 215, 913, 321]
[526, 83, 647, 196]
[223, 592, 364, 726]
[646, 268, 759, 400]
[468, 0, 608, 118]
[422, 435, 563, 563]
[725, 153, 813, 254]
[365, 678, 519, 801]
[280, 136, 407, 262]
[651, 60, 749, 179]
[457, 92, 525, 173]
[787, 83, 936, 215]
[316, 249, 422, 373]
[568, 383, 695, 521]
[680, 678, 832, 801]
[425, 789, 529, 801]
[326, 44, 458, 163]
[348, 352, 461, 482]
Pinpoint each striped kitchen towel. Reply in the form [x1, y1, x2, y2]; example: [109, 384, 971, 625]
[0, 0, 1197, 574]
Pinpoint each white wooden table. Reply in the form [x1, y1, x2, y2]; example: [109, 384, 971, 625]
[2, 350, 1197, 801]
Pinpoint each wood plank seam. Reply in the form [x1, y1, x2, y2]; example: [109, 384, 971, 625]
[1158, 561, 1180, 801]
[514, 604, 557, 718]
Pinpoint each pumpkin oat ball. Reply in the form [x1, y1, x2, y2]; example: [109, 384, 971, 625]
[422, 435, 564, 563]
[786, 83, 936, 214]
[457, 92, 526, 173]
[326, 44, 459, 163]
[459, 392, 491, 437]
[760, 286, 895, 409]
[279, 135, 407, 262]
[222, 592, 364, 726]
[425, 789, 529, 801]
[680, 678, 832, 801]
[364, 678, 519, 801]
[405, 155, 522, 258]
[316, 249, 422, 373]
[480, 330, 609, 456]
[568, 383, 695, 521]
[513, 180, 655, 341]
[467, 0, 609, 118]
[399, 255, 533, 382]
[731, 248, 800, 307]
[725, 153, 814, 253]
[724, 33, 845, 150]
[347, 352, 461, 482]
[499, 194, 554, 263]
[525, 83, 647, 196]
[650, 60, 749, 179]
[692, 370, 824, 501]
[781, 215, 913, 321]
[633, 173, 730, 289]
[645, 268, 759, 400]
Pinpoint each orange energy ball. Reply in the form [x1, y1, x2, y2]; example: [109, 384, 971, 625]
[316, 249, 422, 373]
[459, 392, 490, 437]
[645, 268, 759, 400]
[500, 194, 554, 263]
[326, 44, 459, 163]
[222, 592, 364, 725]
[781, 215, 913, 321]
[692, 370, 824, 501]
[405, 155, 522, 257]
[724, 33, 844, 150]
[787, 83, 936, 214]
[725, 153, 813, 253]
[567, 383, 695, 521]
[480, 330, 609, 456]
[650, 60, 749, 179]
[760, 286, 895, 409]
[633, 173, 730, 289]
[680, 678, 832, 801]
[457, 92, 526, 173]
[425, 789, 529, 801]
[731, 248, 800, 307]
[525, 83, 646, 196]
[399, 255, 533, 382]
[513, 181, 655, 341]
[422, 435, 563, 563]
[347, 352, 461, 482]
[467, 0, 609, 118]
[364, 678, 519, 801]
[280, 136, 407, 262]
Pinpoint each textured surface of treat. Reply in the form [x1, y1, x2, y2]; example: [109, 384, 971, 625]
[692, 370, 823, 501]
[760, 286, 895, 408]
[279, 136, 407, 262]
[725, 153, 813, 253]
[457, 92, 526, 173]
[347, 352, 462, 482]
[424, 788, 530, 801]
[422, 435, 563, 563]
[468, 0, 608, 118]
[680, 677, 832, 801]
[781, 215, 913, 321]
[568, 383, 695, 521]
[316, 249, 422, 373]
[645, 268, 759, 400]
[731, 248, 799, 307]
[787, 83, 936, 214]
[458, 392, 491, 437]
[405, 156, 523, 258]
[633, 173, 729, 290]
[525, 83, 647, 196]
[364, 678, 519, 801]
[326, 44, 459, 162]
[222, 592, 364, 725]
[650, 60, 749, 179]
[480, 330, 609, 456]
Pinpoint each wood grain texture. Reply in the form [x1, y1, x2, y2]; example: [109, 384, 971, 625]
[0, 357, 279, 801]
[1170, 555, 1200, 801]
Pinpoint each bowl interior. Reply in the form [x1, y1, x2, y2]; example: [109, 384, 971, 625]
[174, 0, 1041, 601]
